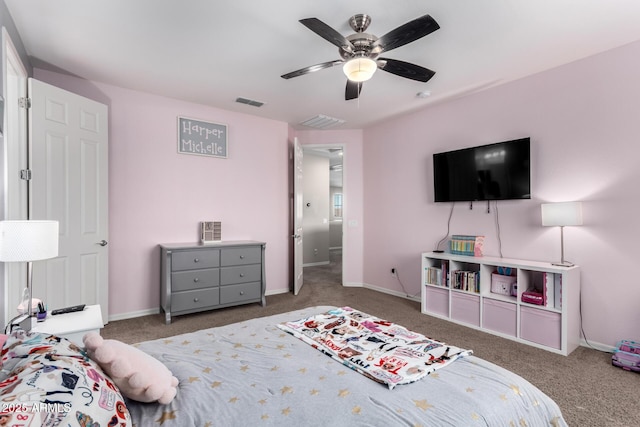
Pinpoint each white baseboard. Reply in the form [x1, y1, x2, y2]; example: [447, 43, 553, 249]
[265, 288, 289, 296]
[107, 307, 159, 322]
[580, 338, 614, 353]
[109, 289, 291, 322]
[360, 282, 421, 302]
[303, 261, 330, 267]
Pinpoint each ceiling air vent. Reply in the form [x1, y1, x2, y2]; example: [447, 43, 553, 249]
[299, 114, 345, 129]
[235, 97, 264, 107]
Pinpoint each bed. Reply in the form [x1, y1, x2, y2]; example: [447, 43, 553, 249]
[129, 306, 567, 426]
[1, 306, 567, 426]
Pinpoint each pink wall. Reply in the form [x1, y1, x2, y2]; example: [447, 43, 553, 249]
[35, 69, 291, 318]
[34, 36, 640, 347]
[362, 40, 640, 348]
[294, 129, 364, 287]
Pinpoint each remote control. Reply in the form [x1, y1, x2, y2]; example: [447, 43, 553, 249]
[51, 304, 86, 315]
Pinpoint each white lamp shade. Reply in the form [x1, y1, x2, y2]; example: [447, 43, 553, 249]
[0, 220, 59, 262]
[343, 57, 377, 82]
[541, 202, 583, 227]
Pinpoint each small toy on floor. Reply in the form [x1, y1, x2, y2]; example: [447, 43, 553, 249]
[611, 339, 640, 372]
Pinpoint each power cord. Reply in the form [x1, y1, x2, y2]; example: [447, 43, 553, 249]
[493, 200, 504, 258]
[393, 267, 421, 299]
[435, 202, 455, 251]
[579, 288, 612, 354]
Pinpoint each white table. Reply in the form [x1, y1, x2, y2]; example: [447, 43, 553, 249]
[31, 304, 104, 346]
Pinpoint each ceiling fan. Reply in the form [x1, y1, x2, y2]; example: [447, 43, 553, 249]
[281, 13, 440, 100]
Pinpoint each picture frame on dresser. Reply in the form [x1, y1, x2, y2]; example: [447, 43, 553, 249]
[160, 241, 266, 324]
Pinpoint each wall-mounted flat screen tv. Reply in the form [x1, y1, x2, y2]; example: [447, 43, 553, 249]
[433, 137, 531, 202]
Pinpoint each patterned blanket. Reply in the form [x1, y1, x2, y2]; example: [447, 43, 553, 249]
[277, 306, 472, 389]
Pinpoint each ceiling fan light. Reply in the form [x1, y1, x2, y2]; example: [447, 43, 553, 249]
[343, 57, 377, 82]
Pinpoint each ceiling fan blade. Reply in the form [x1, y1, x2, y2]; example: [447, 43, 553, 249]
[345, 80, 362, 100]
[281, 60, 344, 79]
[372, 14, 439, 54]
[378, 58, 435, 82]
[300, 18, 354, 54]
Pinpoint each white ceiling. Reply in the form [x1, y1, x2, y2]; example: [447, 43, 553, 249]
[6, 0, 640, 130]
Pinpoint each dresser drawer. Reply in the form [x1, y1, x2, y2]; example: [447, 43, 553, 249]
[172, 249, 220, 271]
[221, 264, 261, 285]
[221, 247, 261, 266]
[220, 282, 261, 304]
[172, 288, 219, 312]
[172, 268, 219, 292]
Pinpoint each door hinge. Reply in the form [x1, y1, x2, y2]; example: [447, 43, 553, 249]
[20, 169, 32, 180]
[18, 97, 31, 109]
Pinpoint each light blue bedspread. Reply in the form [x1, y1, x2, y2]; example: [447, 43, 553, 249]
[126, 306, 567, 426]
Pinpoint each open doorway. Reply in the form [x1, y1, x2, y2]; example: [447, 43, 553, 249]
[301, 145, 343, 287]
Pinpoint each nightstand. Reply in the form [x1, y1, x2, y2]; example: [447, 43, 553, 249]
[31, 304, 104, 346]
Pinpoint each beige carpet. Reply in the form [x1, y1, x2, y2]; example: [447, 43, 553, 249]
[104, 251, 638, 427]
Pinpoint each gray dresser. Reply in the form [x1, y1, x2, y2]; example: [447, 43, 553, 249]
[160, 241, 266, 324]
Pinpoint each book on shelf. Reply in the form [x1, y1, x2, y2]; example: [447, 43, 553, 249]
[425, 260, 452, 287]
[441, 260, 448, 288]
[554, 273, 562, 309]
[449, 235, 485, 256]
[451, 270, 479, 293]
[543, 272, 555, 308]
[425, 266, 443, 286]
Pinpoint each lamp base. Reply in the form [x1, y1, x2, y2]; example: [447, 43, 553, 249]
[551, 261, 575, 267]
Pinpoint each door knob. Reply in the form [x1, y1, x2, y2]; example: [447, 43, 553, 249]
[98, 240, 108, 246]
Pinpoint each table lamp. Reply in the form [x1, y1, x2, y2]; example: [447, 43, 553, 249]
[0, 220, 59, 331]
[541, 202, 582, 266]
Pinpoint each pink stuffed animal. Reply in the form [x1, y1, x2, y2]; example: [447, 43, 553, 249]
[83, 332, 178, 404]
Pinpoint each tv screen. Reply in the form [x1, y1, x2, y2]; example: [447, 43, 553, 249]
[433, 138, 530, 202]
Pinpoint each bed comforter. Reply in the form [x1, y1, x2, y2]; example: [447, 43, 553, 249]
[126, 306, 567, 426]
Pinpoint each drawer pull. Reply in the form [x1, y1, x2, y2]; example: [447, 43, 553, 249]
[194, 297, 199, 302]
[193, 278, 199, 282]
[240, 255, 245, 259]
[194, 258, 200, 263]
[239, 273, 245, 277]
[240, 291, 245, 295]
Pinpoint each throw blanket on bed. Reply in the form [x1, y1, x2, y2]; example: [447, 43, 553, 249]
[277, 306, 472, 389]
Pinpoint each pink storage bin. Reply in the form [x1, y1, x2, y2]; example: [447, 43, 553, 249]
[520, 306, 561, 349]
[451, 292, 480, 326]
[483, 299, 516, 337]
[425, 287, 449, 317]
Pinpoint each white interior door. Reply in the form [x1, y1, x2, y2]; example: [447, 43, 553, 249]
[293, 137, 304, 295]
[28, 78, 109, 321]
[2, 29, 29, 325]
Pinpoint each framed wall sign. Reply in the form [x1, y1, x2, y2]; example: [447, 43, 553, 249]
[177, 116, 228, 158]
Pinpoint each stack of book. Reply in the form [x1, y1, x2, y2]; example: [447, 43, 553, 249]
[424, 260, 448, 287]
[451, 270, 480, 293]
[449, 235, 484, 256]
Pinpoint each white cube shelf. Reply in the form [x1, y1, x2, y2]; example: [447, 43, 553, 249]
[421, 252, 580, 355]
